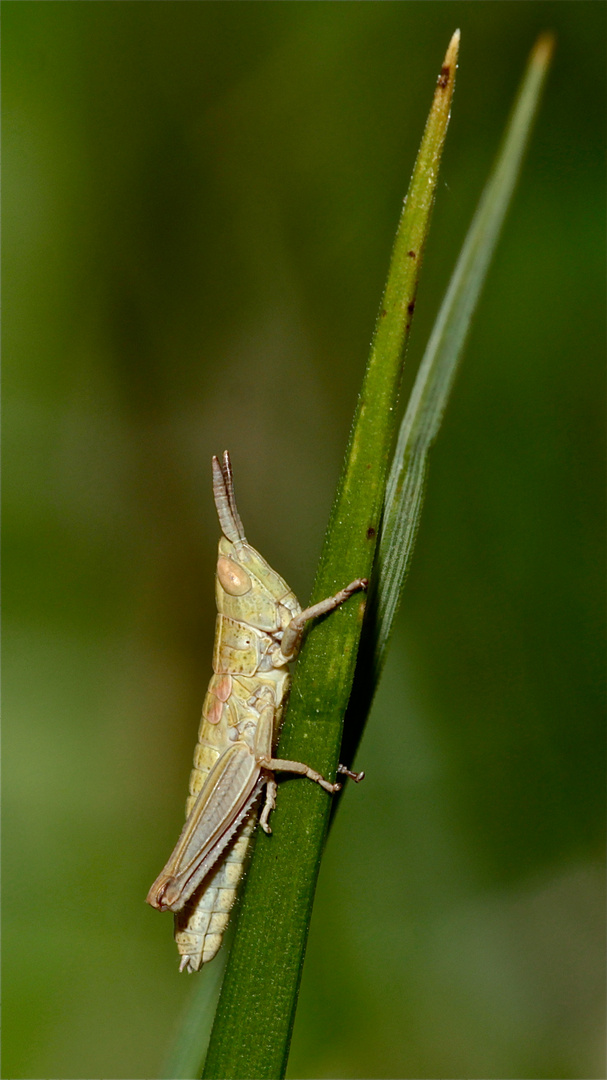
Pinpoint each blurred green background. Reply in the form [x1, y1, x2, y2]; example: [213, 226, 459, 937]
[3, 3, 604, 1078]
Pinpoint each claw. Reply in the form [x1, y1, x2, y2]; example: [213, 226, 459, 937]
[337, 764, 365, 783]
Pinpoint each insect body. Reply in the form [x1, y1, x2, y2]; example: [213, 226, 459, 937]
[146, 452, 366, 971]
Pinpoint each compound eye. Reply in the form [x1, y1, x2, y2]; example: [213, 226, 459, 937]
[217, 556, 252, 596]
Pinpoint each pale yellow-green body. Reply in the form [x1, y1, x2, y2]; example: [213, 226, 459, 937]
[174, 536, 299, 970]
[146, 452, 366, 973]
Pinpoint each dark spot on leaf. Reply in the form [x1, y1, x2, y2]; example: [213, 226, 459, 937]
[407, 250, 417, 259]
[366, 526, 376, 540]
[407, 300, 416, 314]
[438, 65, 450, 89]
[381, 309, 387, 318]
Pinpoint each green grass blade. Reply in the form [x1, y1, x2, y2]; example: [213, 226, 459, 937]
[374, 33, 554, 681]
[341, 34, 555, 766]
[201, 31, 460, 1080]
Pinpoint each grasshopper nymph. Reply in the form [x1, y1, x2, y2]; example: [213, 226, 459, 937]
[147, 452, 366, 972]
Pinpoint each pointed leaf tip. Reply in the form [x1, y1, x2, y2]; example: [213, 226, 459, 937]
[435, 30, 459, 97]
[531, 32, 556, 67]
[445, 29, 460, 68]
[448, 29, 461, 56]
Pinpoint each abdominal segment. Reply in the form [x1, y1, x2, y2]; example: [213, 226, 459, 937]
[172, 645, 290, 970]
[174, 808, 257, 972]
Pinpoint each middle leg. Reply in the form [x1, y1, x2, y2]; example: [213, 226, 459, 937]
[256, 754, 342, 794]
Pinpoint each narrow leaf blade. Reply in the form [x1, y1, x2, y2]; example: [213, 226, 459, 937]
[338, 33, 555, 782]
[201, 32, 460, 1080]
[375, 33, 554, 681]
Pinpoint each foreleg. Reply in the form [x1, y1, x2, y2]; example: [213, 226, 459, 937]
[280, 577, 368, 660]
